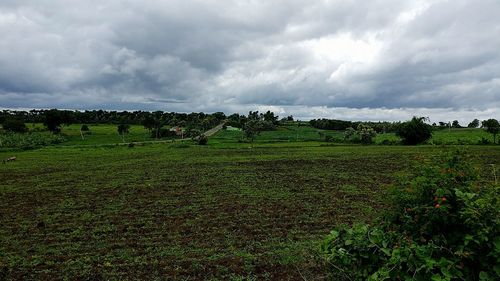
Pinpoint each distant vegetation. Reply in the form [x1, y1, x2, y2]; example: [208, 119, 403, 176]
[1, 109, 499, 149]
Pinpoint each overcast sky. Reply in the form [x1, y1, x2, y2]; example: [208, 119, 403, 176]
[1, 0, 499, 122]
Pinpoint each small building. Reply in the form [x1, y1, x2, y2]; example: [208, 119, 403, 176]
[170, 126, 184, 137]
[226, 126, 241, 131]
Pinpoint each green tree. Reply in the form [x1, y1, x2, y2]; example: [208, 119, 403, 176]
[117, 124, 130, 143]
[356, 124, 377, 144]
[43, 109, 63, 134]
[482, 119, 500, 144]
[244, 120, 263, 146]
[395, 117, 433, 145]
[468, 119, 480, 128]
[80, 124, 90, 140]
[2, 117, 27, 133]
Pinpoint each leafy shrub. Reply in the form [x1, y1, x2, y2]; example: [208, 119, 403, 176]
[343, 125, 377, 144]
[0, 133, 66, 149]
[357, 124, 377, 144]
[478, 137, 491, 145]
[482, 119, 499, 144]
[322, 150, 499, 280]
[2, 118, 27, 133]
[396, 116, 433, 145]
[197, 134, 208, 145]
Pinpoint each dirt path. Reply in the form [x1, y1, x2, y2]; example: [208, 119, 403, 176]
[202, 120, 227, 137]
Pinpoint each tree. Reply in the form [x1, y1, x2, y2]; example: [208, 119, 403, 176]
[482, 119, 499, 144]
[468, 119, 480, 128]
[141, 116, 155, 132]
[80, 124, 90, 140]
[117, 124, 130, 143]
[2, 117, 27, 133]
[197, 134, 208, 145]
[452, 120, 461, 128]
[244, 119, 263, 146]
[343, 127, 357, 142]
[44, 109, 63, 134]
[356, 124, 377, 144]
[395, 117, 433, 145]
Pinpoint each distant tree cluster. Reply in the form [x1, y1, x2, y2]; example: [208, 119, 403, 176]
[225, 110, 280, 131]
[0, 109, 227, 137]
[0, 109, 226, 128]
[310, 119, 398, 133]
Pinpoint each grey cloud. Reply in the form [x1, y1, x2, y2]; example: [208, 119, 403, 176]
[0, 0, 499, 120]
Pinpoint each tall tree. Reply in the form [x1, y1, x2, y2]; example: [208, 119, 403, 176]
[117, 124, 130, 143]
[482, 119, 499, 144]
[467, 119, 480, 128]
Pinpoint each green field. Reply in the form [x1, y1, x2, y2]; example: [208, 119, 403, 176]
[1, 124, 499, 280]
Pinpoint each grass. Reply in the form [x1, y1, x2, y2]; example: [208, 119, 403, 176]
[211, 124, 495, 146]
[0, 123, 499, 279]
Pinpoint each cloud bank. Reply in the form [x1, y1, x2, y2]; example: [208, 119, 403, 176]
[0, 0, 499, 122]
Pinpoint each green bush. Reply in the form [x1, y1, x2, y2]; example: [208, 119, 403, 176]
[197, 134, 208, 145]
[322, 150, 499, 280]
[396, 116, 433, 145]
[357, 124, 377, 144]
[2, 118, 27, 133]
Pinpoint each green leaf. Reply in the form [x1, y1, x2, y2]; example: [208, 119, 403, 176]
[431, 274, 443, 281]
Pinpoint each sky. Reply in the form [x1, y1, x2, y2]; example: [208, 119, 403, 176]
[0, 0, 499, 123]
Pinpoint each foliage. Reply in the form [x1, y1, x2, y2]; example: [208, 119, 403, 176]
[0, 133, 66, 149]
[452, 120, 461, 128]
[80, 124, 90, 132]
[244, 120, 264, 143]
[197, 134, 208, 145]
[482, 119, 499, 144]
[357, 124, 377, 144]
[117, 124, 130, 135]
[310, 119, 399, 133]
[117, 124, 130, 142]
[468, 119, 480, 128]
[396, 116, 433, 145]
[311, 118, 354, 131]
[322, 150, 499, 280]
[342, 125, 376, 144]
[343, 127, 358, 142]
[2, 117, 27, 133]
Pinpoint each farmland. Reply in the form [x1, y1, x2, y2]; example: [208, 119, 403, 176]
[1, 122, 499, 280]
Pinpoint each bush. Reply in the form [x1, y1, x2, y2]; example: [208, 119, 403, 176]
[197, 134, 208, 145]
[343, 125, 376, 144]
[396, 116, 433, 145]
[2, 118, 27, 133]
[322, 150, 499, 280]
[478, 137, 491, 145]
[357, 124, 377, 144]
